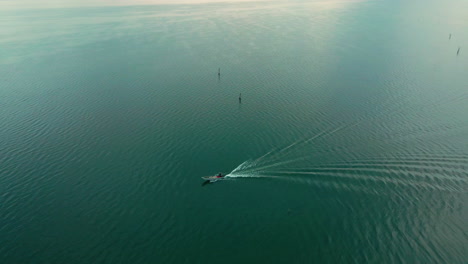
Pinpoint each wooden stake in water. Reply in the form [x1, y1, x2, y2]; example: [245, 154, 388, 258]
[457, 47, 461, 55]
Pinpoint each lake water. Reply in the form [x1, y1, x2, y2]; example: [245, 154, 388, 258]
[1, 0, 467, 263]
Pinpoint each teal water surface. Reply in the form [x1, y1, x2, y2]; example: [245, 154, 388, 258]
[1, 0, 467, 263]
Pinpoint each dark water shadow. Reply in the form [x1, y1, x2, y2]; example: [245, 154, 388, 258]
[201, 180, 212, 187]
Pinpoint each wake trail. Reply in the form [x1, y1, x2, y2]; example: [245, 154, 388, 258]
[229, 89, 468, 181]
[239, 156, 309, 174]
[247, 89, 416, 170]
[246, 149, 276, 169]
[226, 171, 390, 195]
[250, 123, 349, 169]
[226, 173, 288, 181]
[267, 166, 468, 182]
[230, 160, 252, 174]
[261, 171, 322, 175]
[260, 170, 463, 192]
[314, 156, 468, 168]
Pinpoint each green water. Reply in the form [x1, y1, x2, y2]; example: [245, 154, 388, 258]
[1, 0, 467, 263]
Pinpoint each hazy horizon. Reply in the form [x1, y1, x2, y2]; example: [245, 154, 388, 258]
[0, 0, 365, 9]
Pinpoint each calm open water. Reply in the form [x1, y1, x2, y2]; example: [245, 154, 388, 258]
[1, 0, 467, 263]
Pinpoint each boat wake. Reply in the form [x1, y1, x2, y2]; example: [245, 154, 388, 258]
[219, 93, 468, 193]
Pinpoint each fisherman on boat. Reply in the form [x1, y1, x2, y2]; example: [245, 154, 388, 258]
[216, 172, 224, 178]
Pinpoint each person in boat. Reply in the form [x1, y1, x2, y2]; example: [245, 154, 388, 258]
[216, 172, 224, 178]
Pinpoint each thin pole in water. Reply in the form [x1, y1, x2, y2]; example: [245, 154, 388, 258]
[449, 33, 451, 39]
[239, 93, 242, 103]
[218, 68, 220, 76]
[457, 47, 461, 55]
